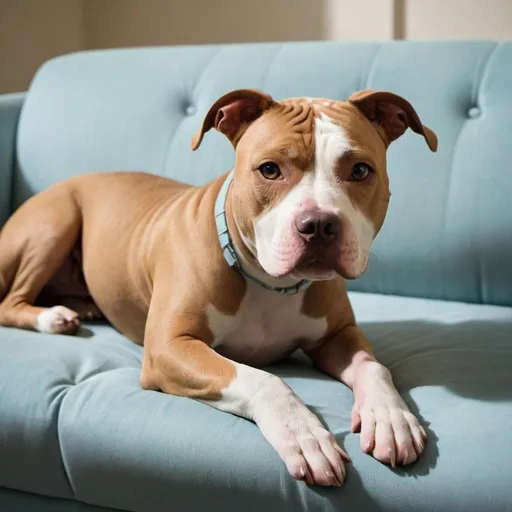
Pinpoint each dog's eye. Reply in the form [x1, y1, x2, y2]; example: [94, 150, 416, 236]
[350, 163, 372, 182]
[258, 162, 282, 180]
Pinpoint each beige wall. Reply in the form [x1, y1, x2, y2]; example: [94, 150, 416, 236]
[0, 0, 84, 93]
[325, 0, 398, 41]
[82, 0, 325, 48]
[1, 0, 511, 94]
[404, 0, 512, 40]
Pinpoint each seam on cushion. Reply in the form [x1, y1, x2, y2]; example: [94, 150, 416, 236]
[441, 117, 468, 301]
[56, 366, 143, 502]
[51, 384, 77, 498]
[73, 365, 141, 386]
[54, 367, 139, 500]
[470, 43, 499, 304]
[362, 43, 383, 90]
[440, 45, 497, 305]
[158, 111, 191, 177]
[190, 47, 225, 106]
[474, 43, 500, 109]
[1, 488, 118, 512]
[159, 47, 225, 177]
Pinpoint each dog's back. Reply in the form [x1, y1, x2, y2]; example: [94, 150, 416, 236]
[0, 171, 193, 339]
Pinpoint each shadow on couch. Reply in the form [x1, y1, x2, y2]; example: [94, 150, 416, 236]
[269, 316, 512, 483]
[362, 319, 512, 402]
[67, 315, 510, 496]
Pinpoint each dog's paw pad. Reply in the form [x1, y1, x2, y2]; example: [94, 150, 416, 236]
[36, 306, 80, 335]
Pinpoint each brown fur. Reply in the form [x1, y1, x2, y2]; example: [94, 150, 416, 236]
[0, 88, 436, 402]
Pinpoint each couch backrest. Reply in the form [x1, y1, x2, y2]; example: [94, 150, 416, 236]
[14, 41, 512, 307]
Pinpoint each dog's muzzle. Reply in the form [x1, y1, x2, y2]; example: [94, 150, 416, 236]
[294, 210, 341, 246]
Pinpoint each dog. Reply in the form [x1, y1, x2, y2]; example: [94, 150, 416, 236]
[0, 88, 437, 487]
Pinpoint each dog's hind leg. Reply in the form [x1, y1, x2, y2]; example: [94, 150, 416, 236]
[0, 183, 83, 334]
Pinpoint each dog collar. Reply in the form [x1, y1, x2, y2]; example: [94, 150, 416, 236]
[214, 172, 312, 296]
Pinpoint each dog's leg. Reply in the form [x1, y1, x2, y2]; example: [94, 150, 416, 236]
[54, 297, 104, 322]
[306, 325, 428, 467]
[0, 186, 82, 334]
[141, 306, 350, 487]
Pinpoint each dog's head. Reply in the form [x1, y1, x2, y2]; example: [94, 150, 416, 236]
[192, 89, 437, 281]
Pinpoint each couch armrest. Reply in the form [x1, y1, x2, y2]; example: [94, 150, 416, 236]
[0, 92, 25, 226]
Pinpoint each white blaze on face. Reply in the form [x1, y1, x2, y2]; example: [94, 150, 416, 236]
[254, 112, 375, 279]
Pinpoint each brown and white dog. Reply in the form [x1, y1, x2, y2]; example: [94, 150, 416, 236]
[0, 88, 437, 487]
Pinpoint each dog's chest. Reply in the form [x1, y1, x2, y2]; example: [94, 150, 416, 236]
[207, 282, 327, 366]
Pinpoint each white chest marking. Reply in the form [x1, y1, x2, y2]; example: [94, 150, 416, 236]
[206, 281, 327, 366]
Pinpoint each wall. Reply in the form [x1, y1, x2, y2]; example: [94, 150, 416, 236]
[82, 0, 325, 48]
[404, 0, 512, 40]
[0, 0, 511, 94]
[0, 0, 84, 94]
[324, 0, 398, 41]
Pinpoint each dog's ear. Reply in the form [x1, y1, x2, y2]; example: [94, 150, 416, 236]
[191, 89, 275, 150]
[348, 89, 438, 152]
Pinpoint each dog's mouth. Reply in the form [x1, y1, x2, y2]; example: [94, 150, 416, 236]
[253, 226, 368, 282]
[295, 263, 336, 280]
[286, 240, 366, 281]
[291, 247, 341, 279]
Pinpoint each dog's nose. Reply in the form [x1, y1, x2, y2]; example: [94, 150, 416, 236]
[295, 211, 340, 244]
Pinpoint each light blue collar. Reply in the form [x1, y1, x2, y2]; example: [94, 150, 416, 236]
[214, 172, 312, 296]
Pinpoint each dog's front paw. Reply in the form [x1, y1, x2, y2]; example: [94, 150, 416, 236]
[351, 362, 427, 466]
[252, 380, 350, 487]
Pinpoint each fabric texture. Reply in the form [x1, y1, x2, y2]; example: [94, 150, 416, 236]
[1, 41, 512, 511]
[13, 41, 512, 306]
[0, 92, 24, 226]
[0, 488, 118, 512]
[1, 293, 511, 512]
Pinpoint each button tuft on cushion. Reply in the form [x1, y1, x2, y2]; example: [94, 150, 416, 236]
[185, 104, 196, 116]
[468, 106, 481, 118]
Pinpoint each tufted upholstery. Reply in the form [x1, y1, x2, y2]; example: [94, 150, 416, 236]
[13, 41, 512, 306]
[1, 41, 512, 512]
[1, 295, 512, 512]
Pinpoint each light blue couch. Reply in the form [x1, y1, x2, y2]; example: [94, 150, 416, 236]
[1, 41, 511, 512]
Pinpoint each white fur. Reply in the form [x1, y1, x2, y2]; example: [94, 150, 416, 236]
[200, 361, 275, 416]
[207, 280, 327, 366]
[313, 113, 375, 266]
[200, 360, 347, 486]
[202, 251, 343, 486]
[233, 214, 301, 289]
[197, 113, 380, 485]
[36, 306, 76, 334]
[254, 113, 375, 278]
[353, 362, 427, 466]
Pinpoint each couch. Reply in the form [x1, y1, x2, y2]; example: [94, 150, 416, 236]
[1, 41, 511, 512]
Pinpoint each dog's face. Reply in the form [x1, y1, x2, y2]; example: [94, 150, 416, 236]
[192, 89, 437, 281]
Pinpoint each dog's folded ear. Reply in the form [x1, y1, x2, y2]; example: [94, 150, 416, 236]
[191, 89, 275, 150]
[348, 89, 438, 152]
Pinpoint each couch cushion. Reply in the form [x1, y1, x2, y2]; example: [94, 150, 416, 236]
[14, 41, 512, 307]
[1, 292, 511, 512]
[0, 92, 24, 226]
[0, 488, 117, 512]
